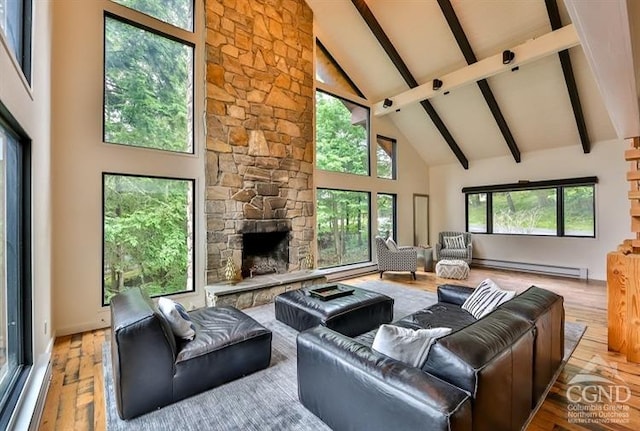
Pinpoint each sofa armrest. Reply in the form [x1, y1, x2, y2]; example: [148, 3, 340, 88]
[435, 242, 443, 260]
[297, 326, 471, 431]
[110, 288, 176, 419]
[437, 284, 474, 306]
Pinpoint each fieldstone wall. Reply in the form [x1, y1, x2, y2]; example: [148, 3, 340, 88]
[204, 0, 314, 283]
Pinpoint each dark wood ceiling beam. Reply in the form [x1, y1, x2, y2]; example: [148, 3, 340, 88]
[350, 0, 469, 169]
[545, 0, 591, 153]
[437, 0, 521, 163]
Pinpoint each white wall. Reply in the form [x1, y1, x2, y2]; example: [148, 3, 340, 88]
[429, 139, 631, 280]
[0, 0, 54, 426]
[51, 0, 206, 335]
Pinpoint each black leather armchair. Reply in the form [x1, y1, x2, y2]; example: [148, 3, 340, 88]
[110, 287, 272, 419]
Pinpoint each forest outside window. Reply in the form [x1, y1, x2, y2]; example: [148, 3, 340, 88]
[316, 189, 370, 269]
[111, 0, 194, 31]
[377, 193, 396, 240]
[315, 90, 370, 176]
[102, 174, 194, 305]
[103, 14, 194, 153]
[464, 177, 596, 237]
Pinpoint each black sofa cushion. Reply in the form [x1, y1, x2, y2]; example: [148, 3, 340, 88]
[298, 326, 472, 431]
[173, 306, 272, 401]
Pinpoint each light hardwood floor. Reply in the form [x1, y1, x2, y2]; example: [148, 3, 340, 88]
[38, 268, 639, 430]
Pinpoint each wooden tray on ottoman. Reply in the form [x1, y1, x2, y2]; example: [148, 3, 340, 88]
[309, 284, 355, 301]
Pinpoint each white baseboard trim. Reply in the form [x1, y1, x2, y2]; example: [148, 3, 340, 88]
[321, 263, 378, 282]
[472, 258, 588, 279]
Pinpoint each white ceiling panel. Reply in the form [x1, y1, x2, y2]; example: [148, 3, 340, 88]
[568, 46, 616, 144]
[486, 55, 578, 153]
[452, 0, 551, 59]
[366, 0, 468, 83]
[388, 104, 456, 166]
[429, 84, 508, 161]
[309, 0, 407, 100]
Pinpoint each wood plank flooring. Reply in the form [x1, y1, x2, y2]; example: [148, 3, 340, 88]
[38, 268, 640, 430]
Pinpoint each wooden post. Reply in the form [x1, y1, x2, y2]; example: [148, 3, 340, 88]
[626, 254, 640, 362]
[607, 251, 627, 354]
[607, 137, 640, 362]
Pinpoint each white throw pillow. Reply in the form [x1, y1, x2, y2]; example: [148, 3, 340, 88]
[158, 297, 196, 341]
[372, 324, 452, 367]
[385, 237, 399, 252]
[444, 235, 465, 249]
[462, 278, 516, 319]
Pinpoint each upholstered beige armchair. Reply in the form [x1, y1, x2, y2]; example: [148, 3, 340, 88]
[435, 231, 472, 263]
[375, 237, 417, 280]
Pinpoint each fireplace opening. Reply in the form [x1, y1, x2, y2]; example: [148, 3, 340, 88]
[241, 231, 289, 278]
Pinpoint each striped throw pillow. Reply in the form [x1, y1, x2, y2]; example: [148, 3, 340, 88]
[462, 279, 516, 319]
[444, 235, 465, 249]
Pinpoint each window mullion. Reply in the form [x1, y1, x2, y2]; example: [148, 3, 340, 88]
[557, 187, 565, 237]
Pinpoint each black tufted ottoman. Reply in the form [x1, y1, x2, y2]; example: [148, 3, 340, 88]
[275, 284, 394, 336]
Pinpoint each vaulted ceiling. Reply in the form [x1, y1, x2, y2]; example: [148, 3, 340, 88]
[307, 0, 618, 167]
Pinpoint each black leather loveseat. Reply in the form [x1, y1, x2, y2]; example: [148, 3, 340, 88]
[297, 284, 564, 431]
[110, 287, 272, 419]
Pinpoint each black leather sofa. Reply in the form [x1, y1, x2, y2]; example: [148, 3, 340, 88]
[297, 284, 564, 431]
[110, 287, 272, 419]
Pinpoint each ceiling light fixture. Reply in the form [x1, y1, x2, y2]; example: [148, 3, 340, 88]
[502, 50, 515, 65]
[433, 79, 443, 90]
[383, 98, 393, 108]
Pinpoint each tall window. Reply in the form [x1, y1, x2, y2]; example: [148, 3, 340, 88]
[102, 0, 199, 304]
[0, 0, 32, 81]
[0, 117, 31, 426]
[104, 15, 194, 153]
[103, 174, 194, 304]
[464, 177, 596, 237]
[376, 136, 396, 180]
[377, 193, 396, 240]
[315, 90, 370, 175]
[316, 189, 370, 268]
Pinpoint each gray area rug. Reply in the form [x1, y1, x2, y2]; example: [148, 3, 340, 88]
[104, 280, 585, 430]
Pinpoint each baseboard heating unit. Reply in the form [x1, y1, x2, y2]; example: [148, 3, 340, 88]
[471, 258, 588, 280]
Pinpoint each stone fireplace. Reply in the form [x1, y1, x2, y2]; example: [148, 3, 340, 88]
[204, 0, 314, 284]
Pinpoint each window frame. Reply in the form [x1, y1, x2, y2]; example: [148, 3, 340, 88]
[102, 11, 196, 155]
[463, 177, 597, 238]
[315, 187, 372, 269]
[101, 172, 196, 306]
[0, 107, 32, 429]
[376, 135, 397, 180]
[0, 0, 32, 83]
[314, 88, 371, 177]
